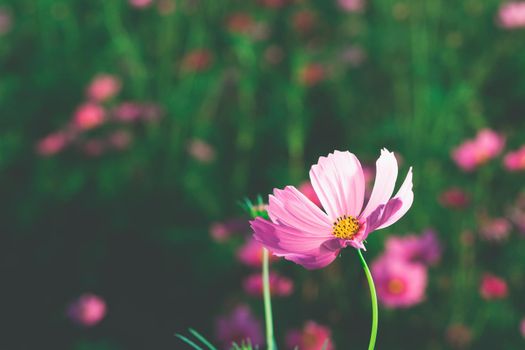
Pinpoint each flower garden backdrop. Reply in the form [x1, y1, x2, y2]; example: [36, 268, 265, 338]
[1, 0, 525, 349]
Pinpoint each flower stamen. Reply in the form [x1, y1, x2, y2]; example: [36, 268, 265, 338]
[332, 215, 360, 239]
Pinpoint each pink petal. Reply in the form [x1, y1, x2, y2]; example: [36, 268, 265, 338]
[375, 167, 413, 229]
[251, 217, 332, 256]
[285, 245, 340, 270]
[268, 186, 332, 236]
[309, 150, 365, 221]
[360, 149, 398, 218]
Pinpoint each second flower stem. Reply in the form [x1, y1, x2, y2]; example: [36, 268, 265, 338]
[357, 249, 378, 350]
[262, 247, 276, 350]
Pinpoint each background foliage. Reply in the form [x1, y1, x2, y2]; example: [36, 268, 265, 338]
[0, 0, 524, 349]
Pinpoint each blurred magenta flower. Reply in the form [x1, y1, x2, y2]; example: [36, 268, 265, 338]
[372, 255, 427, 308]
[67, 293, 106, 327]
[479, 217, 511, 242]
[129, 0, 154, 8]
[210, 218, 248, 242]
[298, 63, 326, 87]
[498, 2, 525, 29]
[521, 318, 525, 338]
[298, 181, 322, 208]
[480, 273, 508, 300]
[0, 7, 12, 35]
[113, 102, 143, 122]
[226, 12, 254, 34]
[439, 187, 470, 209]
[243, 272, 294, 297]
[182, 49, 213, 72]
[36, 132, 69, 156]
[384, 229, 442, 266]
[187, 139, 215, 163]
[452, 129, 505, 171]
[86, 74, 121, 102]
[446, 324, 472, 349]
[337, 0, 365, 12]
[73, 103, 106, 130]
[503, 145, 525, 171]
[251, 149, 413, 269]
[108, 130, 133, 150]
[237, 237, 277, 267]
[215, 305, 264, 349]
[285, 321, 334, 350]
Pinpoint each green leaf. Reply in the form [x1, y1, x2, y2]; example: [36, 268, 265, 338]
[175, 334, 204, 350]
[189, 328, 218, 350]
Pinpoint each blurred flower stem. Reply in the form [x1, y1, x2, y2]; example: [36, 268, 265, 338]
[262, 247, 276, 350]
[357, 249, 378, 350]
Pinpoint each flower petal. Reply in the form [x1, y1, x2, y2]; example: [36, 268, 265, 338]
[376, 167, 414, 229]
[309, 150, 365, 221]
[268, 186, 332, 236]
[285, 245, 340, 270]
[251, 217, 332, 256]
[360, 149, 398, 218]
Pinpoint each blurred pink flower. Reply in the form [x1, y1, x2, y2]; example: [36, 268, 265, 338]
[36, 132, 69, 156]
[108, 130, 133, 150]
[237, 238, 277, 267]
[210, 218, 248, 242]
[67, 293, 106, 327]
[298, 181, 322, 207]
[182, 49, 213, 72]
[439, 187, 470, 209]
[480, 273, 508, 300]
[83, 139, 106, 157]
[498, 2, 525, 29]
[372, 255, 427, 308]
[129, 0, 154, 8]
[215, 305, 264, 349]
[0, 7, 12, 35]
[226, 12, 254, 34]
[521, 318, 525, 338]
[503, 145, 525, 171]
[479, 217, 511, 242]
[452, 129, 505, 171]
[285, 321, 334, 350]
[446, 324, 472, 349]
[243, 272, 294, 297]
[298, 63, 326, 87]
[385, 229, 442, 266]
[337, 0, 365, 12]
[341, 46, 366, 67]
[86, 74, 121, 102]
[252, 150, 413, 269]
[73, 103, 106, 130]
[113, 102, 143, 122]
[187, 139, 215, 163]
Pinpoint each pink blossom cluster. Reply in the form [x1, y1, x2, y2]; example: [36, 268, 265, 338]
[66, 293, 106, 327]
[452, 129, 505, 171]
[498, 2, 525, 29]
[371, 229, 441, 308]
[285, 321, 335, 350]
[503, 145, 525, 171]
[214, 304, 264, 349]
[479, 273, 508, 300]
[36, 74, 163, 157]
[337, 0, 365, 13]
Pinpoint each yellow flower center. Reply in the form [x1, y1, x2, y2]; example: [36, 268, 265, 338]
[332, 215, 360, 239]
[387, 278, 405, 295]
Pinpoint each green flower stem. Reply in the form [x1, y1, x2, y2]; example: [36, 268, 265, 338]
[262, 247, 276, 350]
[357, 249, 378, 350]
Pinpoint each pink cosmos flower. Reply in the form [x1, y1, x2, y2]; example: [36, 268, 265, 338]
[337, 0, 365, 12]
[251, 149, 413, 269]
[372, 255, 427, 308]
[73, 103, 106, 130]
[36, 131, 69, 156]
[67, 293, 107, 327]
[452, 129, 505, 171]
[498, 2, 525, 29]
[478, 217, 511, 242]
[243, 272, 294, 297]
[384, 229, 442, 266]
[521, 318, 525, 338]
[86, 74, 121, 102]
[480, 273, 508, 300]
[129, 0, 154, 8]
[187, 139, 215, 163]
[298, 181, 322, 207]
[503, 145, 525, 171]
[285, 321, 334, 350]
[439, 187, 470, 209]
[237, 238, 277, 267]
[215, 305, 264, 349]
